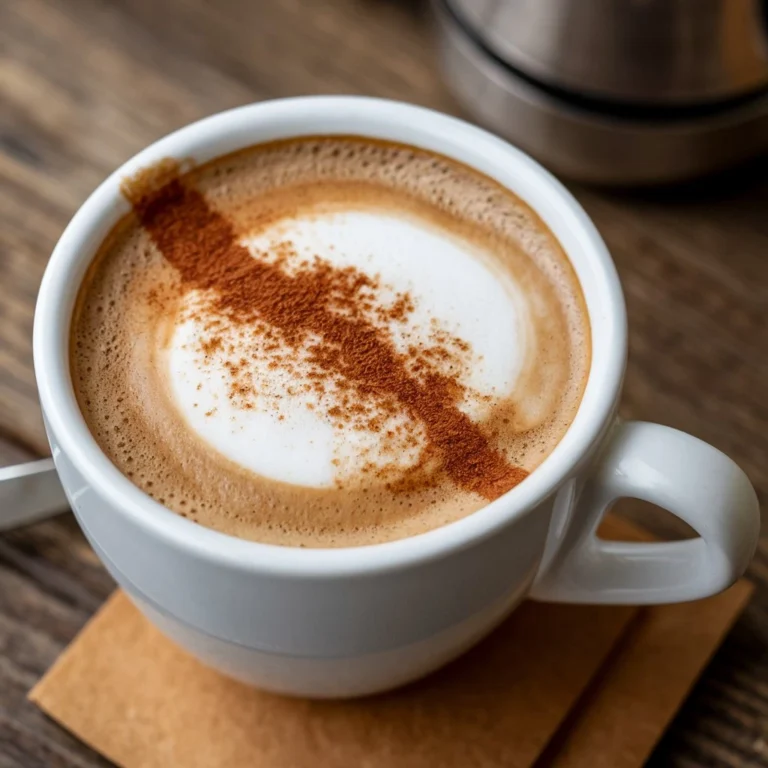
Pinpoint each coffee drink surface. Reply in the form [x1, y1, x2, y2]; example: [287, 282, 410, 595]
[71, 137, 590, 547]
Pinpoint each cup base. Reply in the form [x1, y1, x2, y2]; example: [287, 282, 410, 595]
[121, 584, 525, 699]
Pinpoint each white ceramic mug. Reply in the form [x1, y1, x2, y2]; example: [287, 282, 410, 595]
[20, 97, 760, 698]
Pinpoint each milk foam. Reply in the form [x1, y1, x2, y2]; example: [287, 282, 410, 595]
[167, 210, 527, 487]
[72, 136, 590, 547]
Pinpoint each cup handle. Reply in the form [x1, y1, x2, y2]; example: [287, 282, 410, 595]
[0, 458, 69, 532]
[530, 421, 760, 604]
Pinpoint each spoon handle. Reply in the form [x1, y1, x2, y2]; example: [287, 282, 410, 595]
[0, 459, 68, 532]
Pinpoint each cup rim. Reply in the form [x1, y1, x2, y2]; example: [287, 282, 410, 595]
[33, 96, 626, 577]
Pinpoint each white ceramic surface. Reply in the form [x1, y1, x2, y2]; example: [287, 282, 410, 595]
[23, 97, 758, 697]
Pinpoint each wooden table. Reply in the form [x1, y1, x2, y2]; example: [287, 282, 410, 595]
[0, 1, 766, 765]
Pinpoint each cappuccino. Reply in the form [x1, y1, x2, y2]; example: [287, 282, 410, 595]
[71, 137, 590, 546]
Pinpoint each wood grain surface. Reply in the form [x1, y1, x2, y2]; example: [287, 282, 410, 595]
[0, 0, 766, 765]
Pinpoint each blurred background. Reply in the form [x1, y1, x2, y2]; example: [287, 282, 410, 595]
[0, 1, 767, 765]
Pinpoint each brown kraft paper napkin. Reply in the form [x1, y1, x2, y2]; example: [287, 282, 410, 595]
[29, 518, 752, 768]
[540, 580, 752, 768]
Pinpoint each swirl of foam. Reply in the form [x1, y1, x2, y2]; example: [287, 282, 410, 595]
[166, 208, 528, 488]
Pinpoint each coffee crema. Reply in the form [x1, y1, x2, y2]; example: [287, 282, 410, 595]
[71, 137, 590, 547]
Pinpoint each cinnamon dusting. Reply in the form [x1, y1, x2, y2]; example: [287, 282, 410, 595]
[122, 165, 528, 500]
